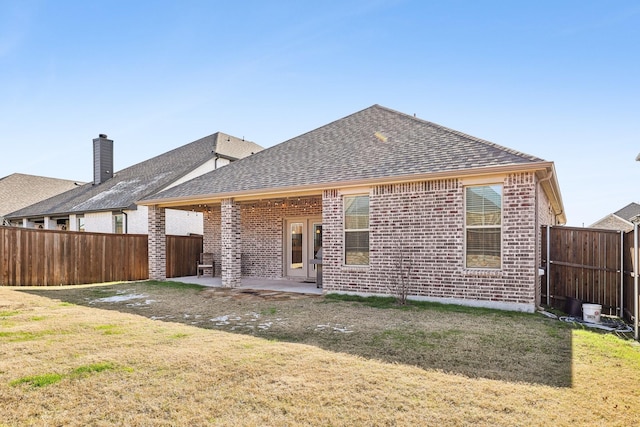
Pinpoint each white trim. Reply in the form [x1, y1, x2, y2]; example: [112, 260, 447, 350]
[343, 194, 370, 267]
[338, 186, 372, 195]
[464, 183, 503, 270]
[459, 174, 507, 186]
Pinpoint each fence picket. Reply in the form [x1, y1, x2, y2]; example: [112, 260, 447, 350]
[542, 225, 635, 322]
[0, 226, 202, 286]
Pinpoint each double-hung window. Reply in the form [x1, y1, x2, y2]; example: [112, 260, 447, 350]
[344, 195, 369, 265]
[465, 185, 502, 269]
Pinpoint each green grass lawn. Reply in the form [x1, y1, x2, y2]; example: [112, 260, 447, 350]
[1, 284, 638, 426]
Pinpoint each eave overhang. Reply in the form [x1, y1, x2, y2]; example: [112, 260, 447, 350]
[139, 161, 566, 223]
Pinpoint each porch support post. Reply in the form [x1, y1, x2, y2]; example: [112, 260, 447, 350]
[221, 198, 241, 287]
[148, 205, 166, 280]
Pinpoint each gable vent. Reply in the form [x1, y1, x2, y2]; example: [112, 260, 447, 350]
[374, 131, 388, 143]
[93, 134, 113, 185]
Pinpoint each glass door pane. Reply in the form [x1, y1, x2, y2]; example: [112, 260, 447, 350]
[313, 224, 322, 258]
[290, 222, 303, 270]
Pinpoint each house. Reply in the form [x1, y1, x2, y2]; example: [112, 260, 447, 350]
[5, 133, 263, 234]
[0, 173, 82, 226]
[140, 105, 566, 312]
[589, 202, 640, 232]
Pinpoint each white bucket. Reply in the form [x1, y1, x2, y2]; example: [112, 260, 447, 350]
[582, 303, 602, 324]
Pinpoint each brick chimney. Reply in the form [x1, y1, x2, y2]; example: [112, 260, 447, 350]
[93, 134, 113, 185]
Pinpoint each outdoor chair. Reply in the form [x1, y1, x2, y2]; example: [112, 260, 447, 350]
[197, 252, 215, 277]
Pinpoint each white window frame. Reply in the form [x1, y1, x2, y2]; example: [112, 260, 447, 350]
[112, 213, 124, 234]
[464, 184, 503, 269]
[343, 194, 370, 266]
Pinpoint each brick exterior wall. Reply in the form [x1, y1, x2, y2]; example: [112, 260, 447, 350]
[200, 173, 556, 311]
[148, 205, 166, 280]
[203, 206, 221, 276]
[241, 197, 322, 278]
[221, 199, 241, 287]
[322, 174, 547, 312]
[202, 197, 323, 279]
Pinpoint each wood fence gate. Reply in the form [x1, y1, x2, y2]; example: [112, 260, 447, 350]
[541, 225, 638, 327]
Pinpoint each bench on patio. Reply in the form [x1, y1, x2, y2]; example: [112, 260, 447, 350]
[197, 252, 215, 277]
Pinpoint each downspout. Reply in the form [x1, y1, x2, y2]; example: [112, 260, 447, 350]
[538, 170, 555, 307]
[546, 225, 551, 306]
[620, 230, 624, 320]
[538, 170, 563, 225]
[121, 210, 128, 234]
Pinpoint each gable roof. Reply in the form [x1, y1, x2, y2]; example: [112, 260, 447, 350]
[0, 173, 82, 217]
[589, 202, 640, 231]
[6, 132, 262, 219]
[143, 105, 558, 207]
[614, 202, 640, 222]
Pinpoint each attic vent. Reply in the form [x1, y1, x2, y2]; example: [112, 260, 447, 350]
[374, 131, 388, 143]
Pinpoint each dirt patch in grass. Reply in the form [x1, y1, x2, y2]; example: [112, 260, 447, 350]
[18, 280, 574, 387]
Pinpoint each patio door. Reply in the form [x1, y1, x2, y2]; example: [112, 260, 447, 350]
[285, 218, 322, 280]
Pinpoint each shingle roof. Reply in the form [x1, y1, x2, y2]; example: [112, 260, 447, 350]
[614, 202, 640, 222]
[145, 104, 545, 202]
[5, 132, 262, 219]
[0, 174, 82, 217]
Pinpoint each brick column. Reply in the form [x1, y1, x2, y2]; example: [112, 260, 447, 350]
[221, 198, 241, 287]
[148, 205, 166, 280]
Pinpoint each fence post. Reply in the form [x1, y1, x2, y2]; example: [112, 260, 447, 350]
[634, 220, 639, 340]
[620, 230, 624, 320]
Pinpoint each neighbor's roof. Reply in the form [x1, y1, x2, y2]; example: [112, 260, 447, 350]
[0, 173, 82, 217]
[614, 202, 640, 222]
[143, 104, 558, 205]
[6, 132, 262, 219]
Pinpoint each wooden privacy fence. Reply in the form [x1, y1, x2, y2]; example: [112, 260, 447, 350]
[166, 235, 203, 278]
[0, 226, 203, 286]
[541, 225, 637, 322]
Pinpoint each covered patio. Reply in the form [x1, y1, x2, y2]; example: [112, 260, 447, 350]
[167, 275, 322, 295]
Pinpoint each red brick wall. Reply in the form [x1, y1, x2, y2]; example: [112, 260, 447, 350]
[221, 199, 242, 287]
[322, 174, 545, 312]
[202, 197, 322, 279]
[148, 205, 166, 280]
[199, 173, 556, 312]
[203, 206, 221, 276]
[240, 197, 322, 278]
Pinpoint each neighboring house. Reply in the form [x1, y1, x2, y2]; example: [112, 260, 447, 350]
[6, 133, 263, 235]
[140, 105, 566, 312]
[0, 173, 82, 226]
[589, 202, 640, 232]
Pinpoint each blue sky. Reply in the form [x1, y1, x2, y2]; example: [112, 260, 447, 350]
[1, 0, 638, 227]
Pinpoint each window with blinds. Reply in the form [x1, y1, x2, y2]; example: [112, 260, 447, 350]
[465, 185, 502, 268]
[344, 195, 369, 265]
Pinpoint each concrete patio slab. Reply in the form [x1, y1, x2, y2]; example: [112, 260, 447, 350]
[167, 276, 322, 295]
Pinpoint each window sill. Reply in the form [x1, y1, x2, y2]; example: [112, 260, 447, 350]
[463, 268, 503, 278]
[341, 264, 369, 272]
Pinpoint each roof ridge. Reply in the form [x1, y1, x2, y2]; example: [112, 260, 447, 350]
[115, 132, 220, 175]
